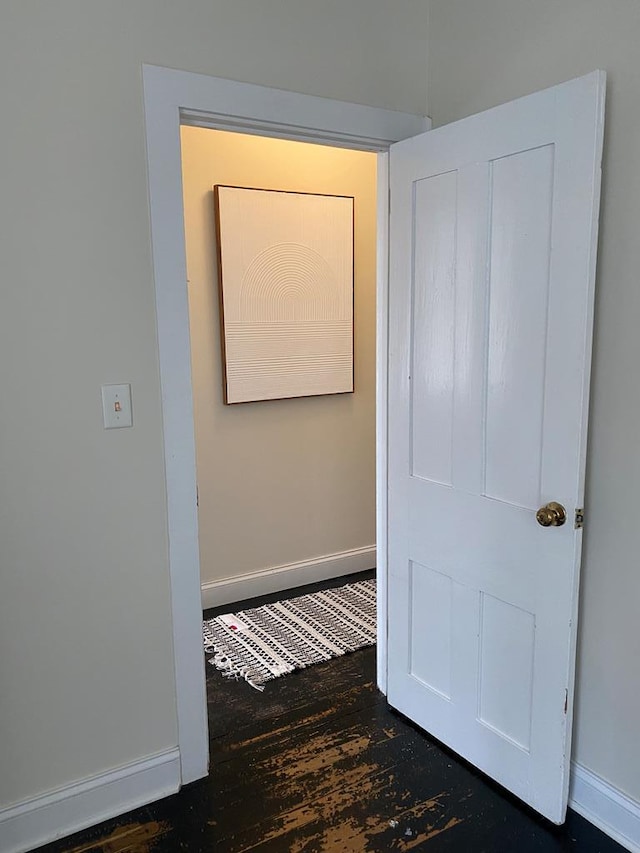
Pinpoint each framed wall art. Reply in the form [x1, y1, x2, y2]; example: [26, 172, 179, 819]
[214, 185, 354, 404]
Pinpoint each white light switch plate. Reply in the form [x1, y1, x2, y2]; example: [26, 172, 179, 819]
[101, 384, 133, 429]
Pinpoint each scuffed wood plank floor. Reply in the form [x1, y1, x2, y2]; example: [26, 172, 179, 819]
[35, 576, 624, 853]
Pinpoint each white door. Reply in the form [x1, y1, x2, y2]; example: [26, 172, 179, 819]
[386, 71, 605, 823]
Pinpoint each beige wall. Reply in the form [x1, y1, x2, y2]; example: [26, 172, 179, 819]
[0, 0, 429, 812]
[181, 128, 377, 584]
[428, 0, 640, 802]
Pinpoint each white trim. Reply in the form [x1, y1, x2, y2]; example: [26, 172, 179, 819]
[142, 63, 428, 784]
[375, 152, 390, 694]
[201, 545, 376, 610]
[569, 762, 640, 852]
[147, 65, 428, 152]
[0, 749, 180, 853]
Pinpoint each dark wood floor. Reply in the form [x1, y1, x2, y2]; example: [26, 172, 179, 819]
[36, 573, 624, 853]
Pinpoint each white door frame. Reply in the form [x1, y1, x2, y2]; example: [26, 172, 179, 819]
[142, 64, 429, 784]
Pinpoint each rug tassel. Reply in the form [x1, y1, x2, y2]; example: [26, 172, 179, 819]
[210, 652, 266, 692]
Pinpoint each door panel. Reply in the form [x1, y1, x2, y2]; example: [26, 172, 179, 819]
[485, 145, 554, 507]
[387, 72, 605, 823]
[409, 561, 453, 699]
[478, 593, 535, 750]
[411, 173, 457, 487]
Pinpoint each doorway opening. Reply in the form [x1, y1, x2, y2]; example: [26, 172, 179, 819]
[180, 125, 378, 616]
[179, 124, 382, 755]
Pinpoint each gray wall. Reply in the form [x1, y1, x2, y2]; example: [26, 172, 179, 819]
[428, 0, 640, 802]
[6, 0, 630, 824]
[0, 0, 429, 811]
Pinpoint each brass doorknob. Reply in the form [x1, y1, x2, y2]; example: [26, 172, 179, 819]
[536, 502, 567, 527]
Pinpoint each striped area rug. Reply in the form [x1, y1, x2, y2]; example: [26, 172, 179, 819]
[203, 578, 376, 690]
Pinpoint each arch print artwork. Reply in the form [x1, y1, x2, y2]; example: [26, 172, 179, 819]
[214, 186, 354, 404]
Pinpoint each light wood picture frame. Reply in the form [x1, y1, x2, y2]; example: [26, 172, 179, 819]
[214, 185, 355, 404]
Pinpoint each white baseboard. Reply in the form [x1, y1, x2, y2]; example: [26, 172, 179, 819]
[570, 761, 640, 852]
[0, 748, 181, 853]
[201, 545, 376, 610]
